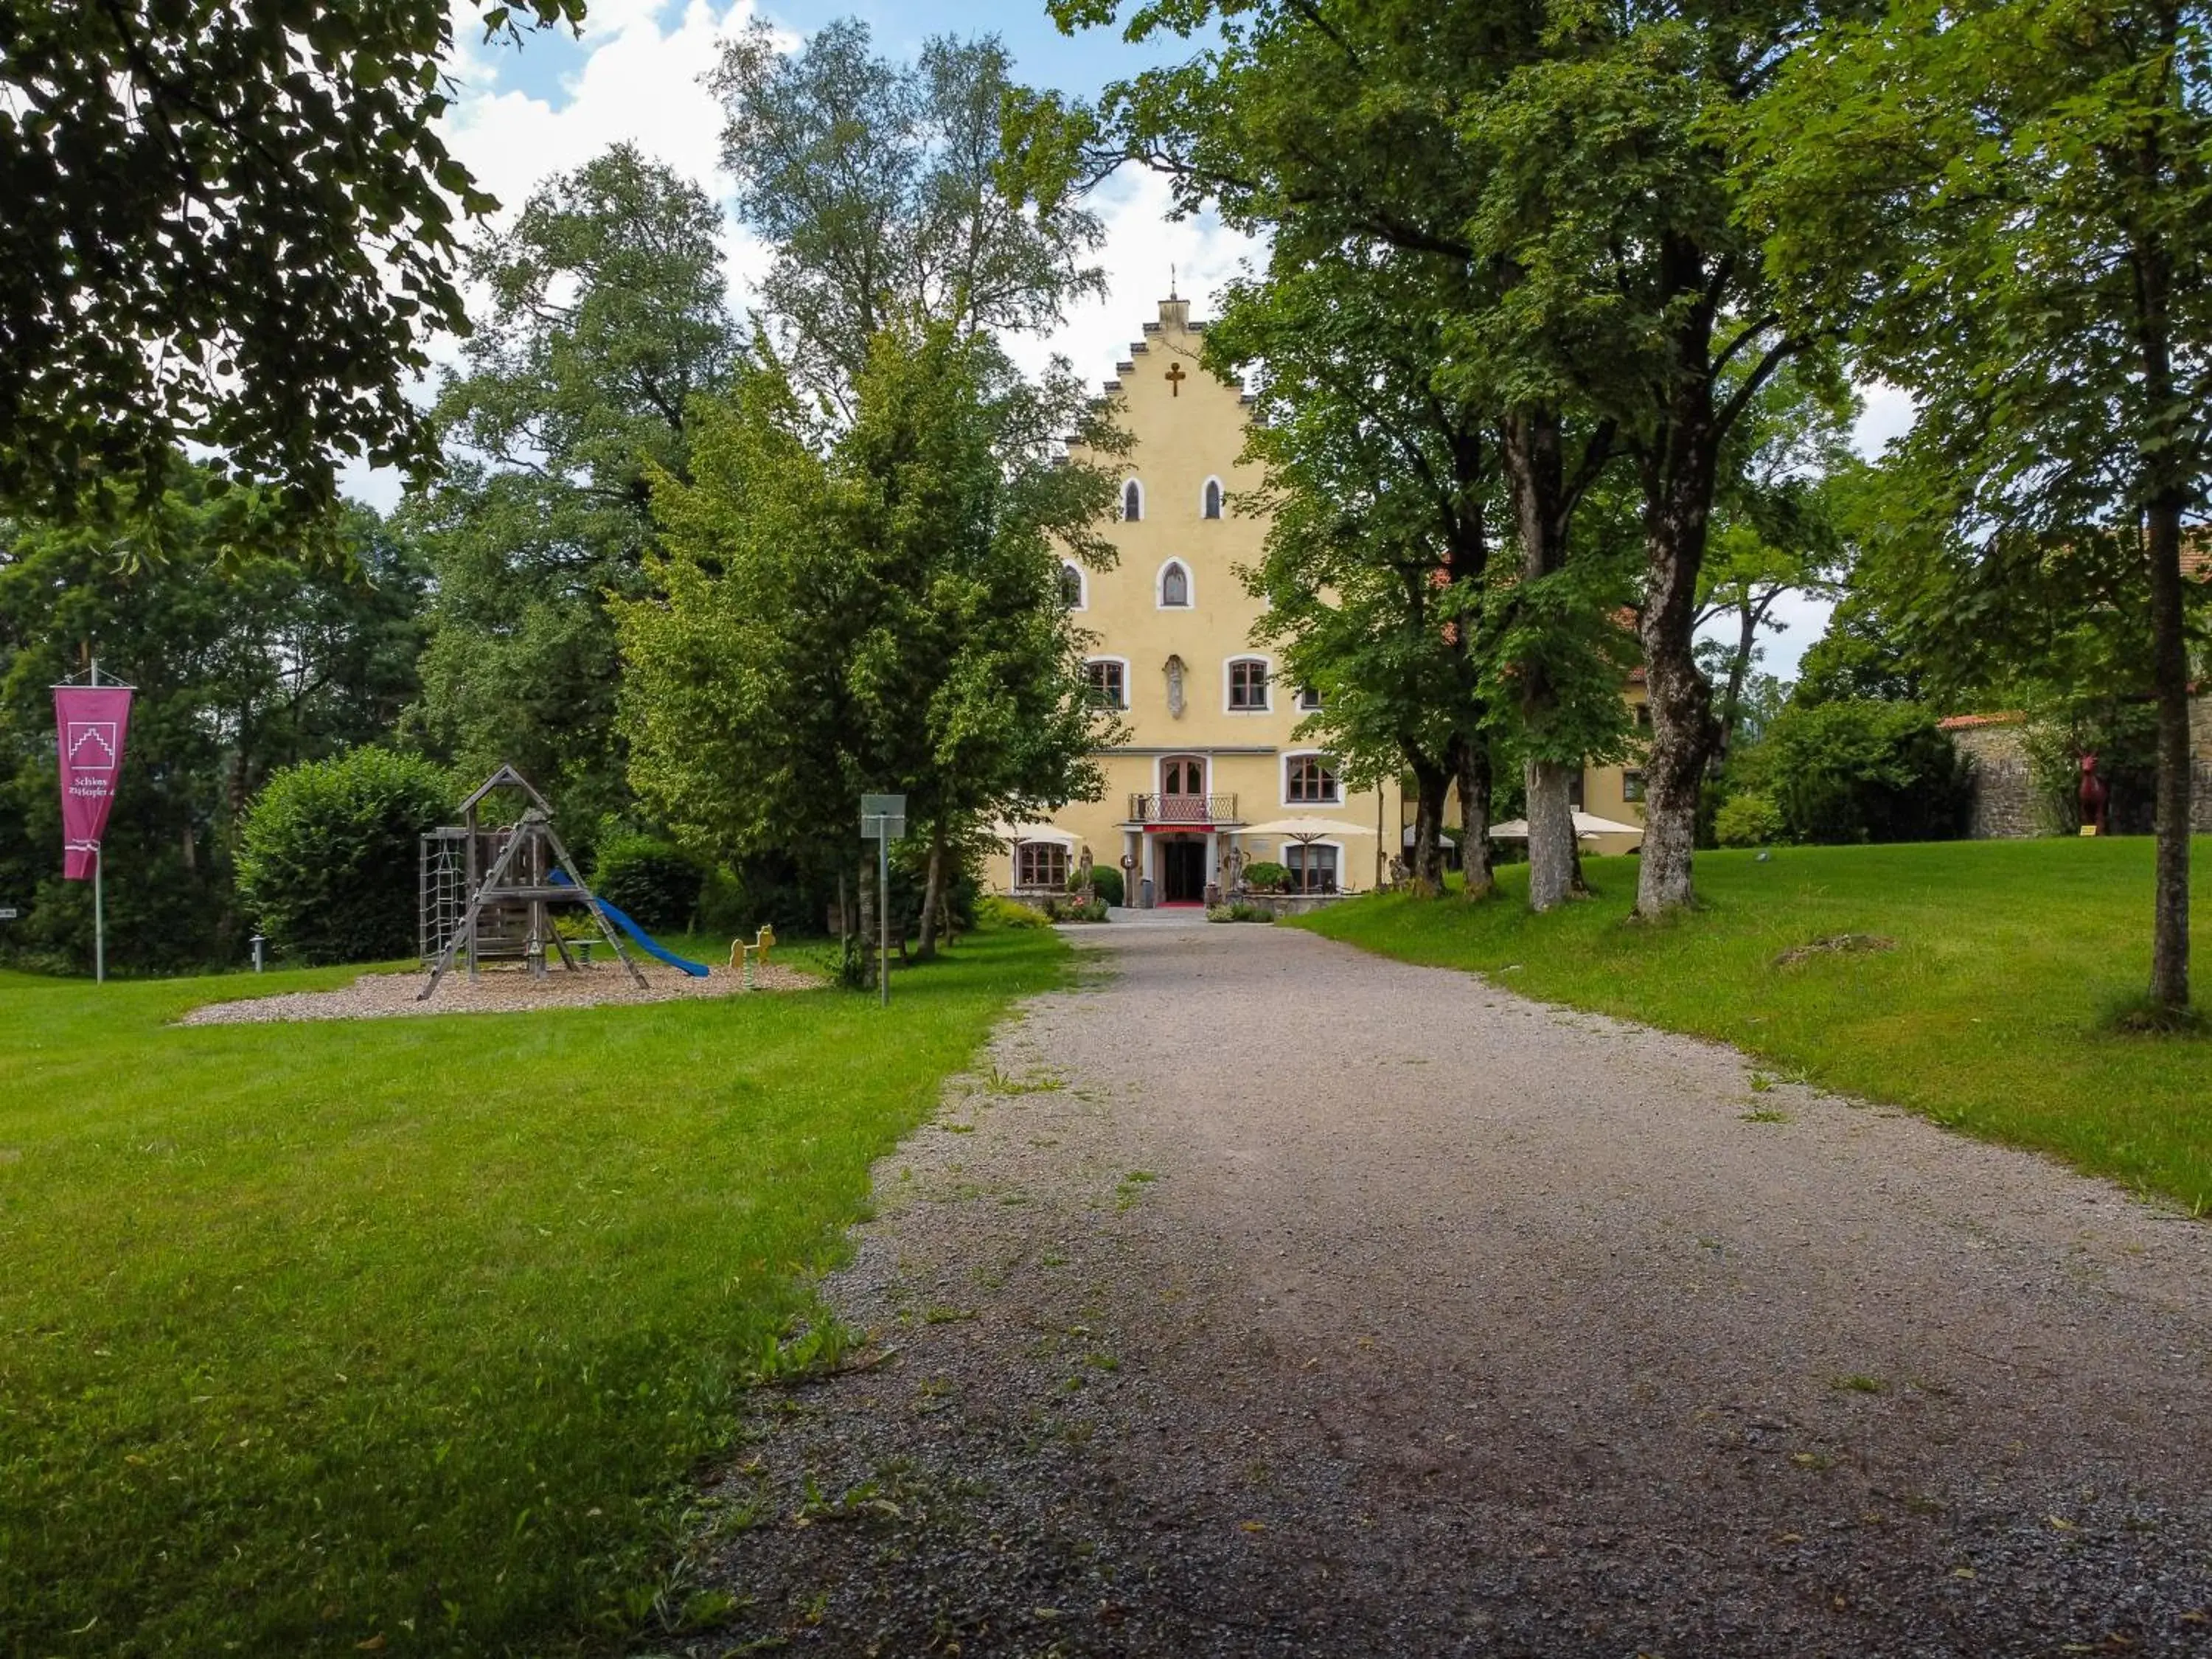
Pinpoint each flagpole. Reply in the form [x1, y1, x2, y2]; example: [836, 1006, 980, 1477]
[89, 658, 104, 985]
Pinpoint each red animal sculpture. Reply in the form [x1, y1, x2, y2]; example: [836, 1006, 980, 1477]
[2079, 753, 2110, 835]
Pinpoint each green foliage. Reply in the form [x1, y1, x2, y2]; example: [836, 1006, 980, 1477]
[0, 927, 1066, 1655]
[1206, 900, 1277, 923]
[698, 855, 835, 939]
[0, 468, 428, 973]
[2023, 704, 2160, 835]
[1759, 700, 1969, 846]
[1242, 860, 1289, 894]
[1299, 840, 2212, 1208]
[1, 0, 583, 546]
[404, 147, 745, 830]
[1745, 0, 2212, 1001]
[236, 750, 452, 965]
[591, 835, 704, 935]
[712, 20, 1104, 403]
[619, 321, 1123, 891]
[1208, 250, 1504, 865]
[977, 894, 1051, 930]
[1037, 894, 1109, 923]
[1087, 863, 1124, 907]
[1714, 793, 1784, 849]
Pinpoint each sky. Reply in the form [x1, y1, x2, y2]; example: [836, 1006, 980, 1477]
[372, 0, 1917, 678]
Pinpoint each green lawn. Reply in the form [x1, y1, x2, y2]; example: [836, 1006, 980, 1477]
[1298, 838, 2212, 1211]
[0, 927, 1065, 1657]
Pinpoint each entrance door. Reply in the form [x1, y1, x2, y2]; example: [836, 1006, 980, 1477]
[1161, 756, 1206, 823]
[1160, 837, 1208, 904]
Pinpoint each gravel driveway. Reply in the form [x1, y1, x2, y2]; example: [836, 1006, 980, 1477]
[655, 919, 2212, 1657]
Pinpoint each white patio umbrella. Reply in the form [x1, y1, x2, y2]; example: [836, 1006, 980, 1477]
[1486, 811, 1645, 841]
[987, 820, 1079, 846]
[1239, 816, 1377, 894]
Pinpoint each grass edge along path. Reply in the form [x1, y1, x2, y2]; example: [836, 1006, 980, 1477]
[1296, 838, 2212, 1215]
[0, 925, 1066, 1658]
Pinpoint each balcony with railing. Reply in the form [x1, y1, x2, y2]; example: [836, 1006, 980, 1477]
[1127, 791, 1239, 826]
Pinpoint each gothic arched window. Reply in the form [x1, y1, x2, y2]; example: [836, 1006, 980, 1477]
[1159, 560, 1190, 608]
[1122, 479, 1144, 521]
[1202, 478, 1223, 519]
[1059, 563, 1085, 608]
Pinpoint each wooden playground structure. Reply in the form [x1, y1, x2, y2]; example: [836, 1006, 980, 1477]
[417, 765, 644, 1001]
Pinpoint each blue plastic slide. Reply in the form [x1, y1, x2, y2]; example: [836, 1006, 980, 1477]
[547, 871, 709, 976]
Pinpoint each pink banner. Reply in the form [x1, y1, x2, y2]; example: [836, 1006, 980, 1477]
[54, 686, 133, 880]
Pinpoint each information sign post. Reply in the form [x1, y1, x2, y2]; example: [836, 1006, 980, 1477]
[859, 793, 906, 1006]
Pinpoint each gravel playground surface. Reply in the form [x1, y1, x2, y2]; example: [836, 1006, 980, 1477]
[178, 956, 815, 1023]
[653, 920, 2212, 1658]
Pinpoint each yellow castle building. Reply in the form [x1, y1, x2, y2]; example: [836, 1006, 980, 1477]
[986, 296, 1647, 905]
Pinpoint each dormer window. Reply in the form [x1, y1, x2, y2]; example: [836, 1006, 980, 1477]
[1122, 479, 1144, 522]
[1059, 563, 1085, 608]
[1202, 478, 1223, 519]
[1159, 560, 1191, 608]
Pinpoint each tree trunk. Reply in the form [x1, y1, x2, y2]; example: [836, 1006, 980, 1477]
[1406, 757, 1448, 896]
[2146, 504, 2194, 1011]
[1457, 736, 1495, 900]
[1634, 350, 1724, 919]
[1500, 406, 1579, 913]
[1714, 597, 1760, 765]
[1526, 757, 1578, 912]
[856, 854, 879, 989]
[916, 825, 947, 961]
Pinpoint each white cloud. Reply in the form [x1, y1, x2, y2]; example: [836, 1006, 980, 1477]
[344, 11, 1254, 509]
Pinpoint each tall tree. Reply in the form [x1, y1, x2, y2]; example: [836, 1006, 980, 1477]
[1, 0, 583, 546]
[619, 322, 1123, 964]
[1749, 0, 2212, 1010]
[1026, 0, 1632, 911]
[714, 20, 1106, 408]
[1038, 0, 1828, 915]
[1208, 252, 1504, 898]
[404, 146, 741, 830]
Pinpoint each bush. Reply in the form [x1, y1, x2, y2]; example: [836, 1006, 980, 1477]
[977, 895, 1051, 930]
[1242, 860, 1289, 894]
[1206, 901, 1276, 924]
[1087, 864, 1124, 907]
[237, 750, 452, 965]
[1714, 793, 1784, 848]
[1762, 699, 1970, 844]
[591, 835, 703, 935]
[1039, 894, 1109, 923]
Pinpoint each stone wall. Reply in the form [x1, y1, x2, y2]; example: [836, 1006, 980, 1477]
[1949, 720, 2041, 839]
[1953, 700, 2212, 837]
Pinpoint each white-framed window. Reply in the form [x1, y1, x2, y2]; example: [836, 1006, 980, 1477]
[1201, 476, 1224, 519]
[1226, 655, 1270, 712]
[1284, 752, 1340, 804]
[1084, 657, 1127, 708]
[1284, 842, 1340, 893]
[1622, 768, 1647, 803]
[1161, 755, 1206, 796]
[1121, 479, 1144, 522]
[1015, 841, 1069, 889]
[1298, 684, 1324, 711]
[1158, 559, 1192, 608]
[1059, 562, 1086, 609]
